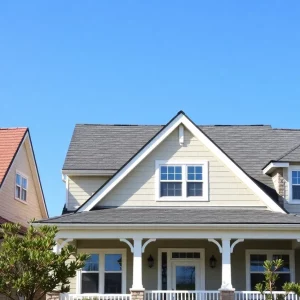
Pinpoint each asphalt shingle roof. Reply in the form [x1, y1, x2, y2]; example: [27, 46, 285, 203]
[38, 207, 300, 224]
[63, 124, 300, 191]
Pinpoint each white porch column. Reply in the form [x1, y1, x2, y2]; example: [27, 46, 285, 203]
[131, 238, 144, 291]
[220, 238, 233, 290]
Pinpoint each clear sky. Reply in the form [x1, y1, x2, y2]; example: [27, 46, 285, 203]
[0, 1, 300, 217]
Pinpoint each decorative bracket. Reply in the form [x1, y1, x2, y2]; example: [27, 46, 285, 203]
[208, 239, 222, 253]
[230, 239, 244, 253]
[56, 238, 73, 253]
[142, 239, 156, 253]
[120, 239, 134, 253]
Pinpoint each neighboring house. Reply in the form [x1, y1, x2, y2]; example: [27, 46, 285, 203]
[36, 111, 300, 300]
[0, 128, 48, 230]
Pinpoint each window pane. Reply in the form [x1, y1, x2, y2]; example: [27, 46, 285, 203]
[105, 273, 122, 294]
[250, 255, 267, 272]
[187, 182, 203, 197]
[83, 254, 99, 271]
[160, 166, 182, 181]
[273, 255, 290, 272]
[162, 252, 167, 290]
[16, 174, 21, 185]
[275, 274, 290, 290]
[161, 182, 182, 197]
[15, 186, 21, 199]
[187, 165, 203, 181]
[105, 254, 122, 271]
[161, 166, 167, 174]
[22, 178, 27, 189]
[250, 273, 265, 290]
[21, 189, 27, 201]
[82, 273, 99, 293]
[293, 186, 300, 200]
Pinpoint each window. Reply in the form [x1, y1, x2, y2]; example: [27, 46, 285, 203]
[292, 171, 300, 200]
[156, 161, 208, 201]
[160, 166, 182, 197]
[79, 250, 126, 294]
[104, 254, 122, 293]
[81, 254, 99, 293]
[15, 172, 27, 201]
[247, 251, 294, 291]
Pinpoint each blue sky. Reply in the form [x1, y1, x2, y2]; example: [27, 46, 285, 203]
[0, 1, 300, 217]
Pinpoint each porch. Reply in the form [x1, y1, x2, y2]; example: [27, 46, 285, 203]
[55, 237, 300, 300]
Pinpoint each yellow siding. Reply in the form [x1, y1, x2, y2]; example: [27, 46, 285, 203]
[67, 176, 110, 210]
[100, 126, 264, 207]
[0, 142, 44, 227]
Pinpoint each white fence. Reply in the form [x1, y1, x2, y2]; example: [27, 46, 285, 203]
[60, 294, 131, 300]
[235, 291, 299, 300]
[145, 290, 220, 300]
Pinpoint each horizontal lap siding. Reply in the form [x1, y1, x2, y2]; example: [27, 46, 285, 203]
[100, 126, 264, 207]
[0, 143, 43, 227]
[68, 176, 110, 210]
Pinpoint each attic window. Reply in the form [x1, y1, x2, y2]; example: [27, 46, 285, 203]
[15, 172, 27, 202]
[156, 161, 208, 201]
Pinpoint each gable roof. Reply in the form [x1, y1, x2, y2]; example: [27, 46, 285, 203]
[276, 141, 300, 162]
[0, 128, 27, 187]
[74, 111, 285, 213]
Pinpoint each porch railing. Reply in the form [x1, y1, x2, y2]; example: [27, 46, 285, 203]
[235, 291, 299, 300]
[60, 294, 131, 300]
[145, 290, 220, 300]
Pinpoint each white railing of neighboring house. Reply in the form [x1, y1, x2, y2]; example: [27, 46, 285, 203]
[235, 291, 299, 300]
[60, 294, 131, 300]
[145, 290, 220, 300]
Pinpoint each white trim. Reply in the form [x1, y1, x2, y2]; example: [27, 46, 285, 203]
[245, 249, 295, 291]
[288, 165, 300, 204]
[142, 239, 156, 253]
[157, 248, 205, 290]
[262, 162, 289, 175]
[62, 169, 116, 176]
[179, 125, 184, 145]
[155, 160, 209, 201]
[120, 239, 134, 252]
[77, 112, 285, 213]
[77, 248, 127, 294]
[208, 239, 222, 253]
[230, 239, 244, 253]
[65, 175, 69, 209]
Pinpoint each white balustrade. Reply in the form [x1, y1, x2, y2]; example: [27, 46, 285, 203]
[235, 291, 299, 300]
[145, 290, 220, 300]
[60, 294, 131, 300]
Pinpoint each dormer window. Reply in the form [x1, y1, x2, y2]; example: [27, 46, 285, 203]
[15, 171, 28, 202]
[156, 161, 208, 201]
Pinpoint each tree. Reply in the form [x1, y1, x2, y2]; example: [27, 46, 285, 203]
[255, 259, 300, 300]
[0, 223, 89, 300]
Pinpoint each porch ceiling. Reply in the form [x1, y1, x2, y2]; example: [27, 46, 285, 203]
[36, 207, 300, 225]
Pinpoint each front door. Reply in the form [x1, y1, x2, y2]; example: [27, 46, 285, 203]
[171, 261, 200, 290]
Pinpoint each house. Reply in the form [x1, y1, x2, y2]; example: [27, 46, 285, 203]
[0, 128, 48, 231]
[35, 111, 300, 300]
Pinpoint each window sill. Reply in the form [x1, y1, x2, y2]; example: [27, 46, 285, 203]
[15, 198, 28, 205]
[287, 199, 300, 205]
[156, 197, 209, 202]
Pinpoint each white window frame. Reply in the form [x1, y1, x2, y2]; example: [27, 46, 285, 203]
[77, 249, 127, 294]
[157, 248, 205, 290]
[155, 160, 209, 201]
[245, 250, 295, 291]
[15, 170, 28, 203]
[288, 166, 300, 204]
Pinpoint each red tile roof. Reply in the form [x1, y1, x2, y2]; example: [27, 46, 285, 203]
[0, 128, 27, 186]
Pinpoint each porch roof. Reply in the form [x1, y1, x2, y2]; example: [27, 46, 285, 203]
[36, 207, 300, 225]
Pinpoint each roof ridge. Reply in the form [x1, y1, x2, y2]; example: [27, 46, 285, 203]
[273, 128, 300, 131]
[0, 127, 27, 130]
[76, 123, 271, 127]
